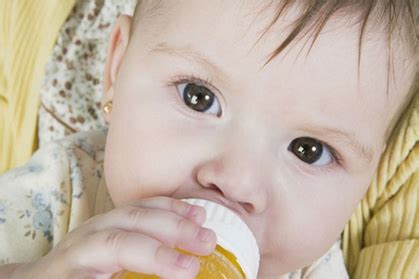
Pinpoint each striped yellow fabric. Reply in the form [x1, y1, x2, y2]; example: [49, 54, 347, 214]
[0, 0, 76, 174]
[343, 89, 419, 278]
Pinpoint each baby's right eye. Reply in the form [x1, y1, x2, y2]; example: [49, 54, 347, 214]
[176, 82, 222, 117]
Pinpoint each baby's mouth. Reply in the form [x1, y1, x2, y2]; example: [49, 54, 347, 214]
[179, 190, 264, 253]
[183, 189, 247, 218]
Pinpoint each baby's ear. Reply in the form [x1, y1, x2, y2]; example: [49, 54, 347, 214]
[102, 15, 132, 121]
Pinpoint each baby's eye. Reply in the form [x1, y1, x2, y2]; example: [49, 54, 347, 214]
[176, 83, 222, 116]
[288, 137, 333, 166]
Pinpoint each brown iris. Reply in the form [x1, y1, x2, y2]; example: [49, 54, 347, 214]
[289, 137, 323, 164]
[182, 83, 215, 112]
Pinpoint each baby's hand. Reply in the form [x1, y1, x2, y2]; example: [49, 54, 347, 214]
[24, 197, 217, 279]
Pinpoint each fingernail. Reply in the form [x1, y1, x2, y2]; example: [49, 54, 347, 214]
[187, 206, 202, 221]
[176, 254, 196, 269]
[198, 228, 212, 242]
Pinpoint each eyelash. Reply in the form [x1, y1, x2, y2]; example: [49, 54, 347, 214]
[166, 73, 344, 170]
[326, 144, 342, 165]
[167, 73, 219, 97]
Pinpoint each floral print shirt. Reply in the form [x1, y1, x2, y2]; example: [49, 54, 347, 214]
[0, 130, 348, 278]
[0, 130, 113, 265]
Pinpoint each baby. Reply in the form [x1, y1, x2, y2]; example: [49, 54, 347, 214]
[0, 0, 417, 278]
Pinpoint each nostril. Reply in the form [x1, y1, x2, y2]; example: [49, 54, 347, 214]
[240, 202, 254, 213]
[207, 183, 222, 193]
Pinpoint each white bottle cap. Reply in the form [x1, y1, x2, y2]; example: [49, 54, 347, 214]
[183, 198, 260, 279]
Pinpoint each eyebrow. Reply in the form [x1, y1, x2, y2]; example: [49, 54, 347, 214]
[150, 43, 374, 164]
[150, 42, 230, 83]
[298, 126, 374, 163]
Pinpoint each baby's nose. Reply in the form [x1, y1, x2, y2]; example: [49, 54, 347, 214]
[195, 142, 271, 214]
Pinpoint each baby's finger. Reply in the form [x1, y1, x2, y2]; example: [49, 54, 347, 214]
[75, 229, 200, 279]
[89, 206, 216, 256]
[127, 197, 206, 225]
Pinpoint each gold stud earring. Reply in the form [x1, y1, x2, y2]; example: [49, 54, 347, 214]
[102, 101, 113, 114]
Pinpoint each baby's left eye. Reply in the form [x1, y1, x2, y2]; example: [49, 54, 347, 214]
[176, 83, 222, 117]
[288, 137, 333, 166]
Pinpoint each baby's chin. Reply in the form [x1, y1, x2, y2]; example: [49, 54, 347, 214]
[258, 243, 330, 277]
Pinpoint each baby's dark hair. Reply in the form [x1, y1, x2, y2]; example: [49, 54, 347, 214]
[131, 0, 417, 139]
[132, 1, 416, 63]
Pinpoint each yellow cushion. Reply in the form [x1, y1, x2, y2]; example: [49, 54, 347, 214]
[0, 0, 76, 173]
[343, 88, 418, 278]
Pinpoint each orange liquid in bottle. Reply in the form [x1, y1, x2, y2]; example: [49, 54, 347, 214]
[112, 245, 246, 279]
[113, 198, 259, 279]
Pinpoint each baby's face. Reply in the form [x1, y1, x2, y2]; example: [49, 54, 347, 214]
[103, 0, 413, 276]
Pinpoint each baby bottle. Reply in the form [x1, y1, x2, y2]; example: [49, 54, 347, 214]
[112, 198, 260, 279]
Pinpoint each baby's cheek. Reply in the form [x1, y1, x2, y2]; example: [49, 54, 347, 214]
[105, 147, 187, 207]
[263, 194, 347, 272]
[103, 140, 148, 206]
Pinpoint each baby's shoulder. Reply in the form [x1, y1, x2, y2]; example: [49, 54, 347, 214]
[0, 130, 108, 260]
